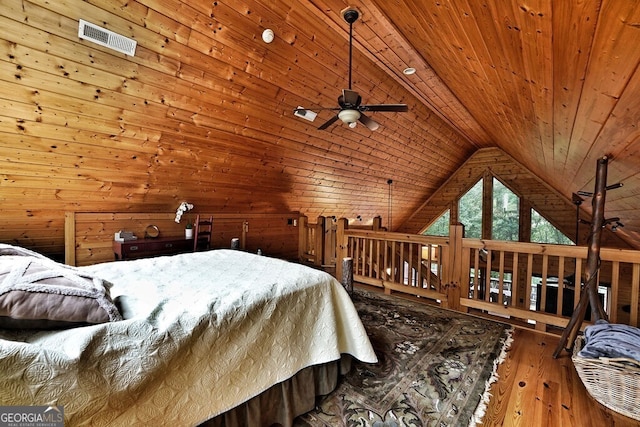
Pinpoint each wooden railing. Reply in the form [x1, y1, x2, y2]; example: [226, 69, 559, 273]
[297, 215, 319, 265]
[299, 219, 640, 332]
[459, 239, 639, 330]
[298, 215, 385, 268]
[341, 229, 450, 302]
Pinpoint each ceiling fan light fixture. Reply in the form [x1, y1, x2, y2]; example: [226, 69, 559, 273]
[307, 8, 408, 132]
[338, 109, 361, 125]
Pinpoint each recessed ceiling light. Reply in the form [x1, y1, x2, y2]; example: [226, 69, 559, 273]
[403, 67, 416, 75]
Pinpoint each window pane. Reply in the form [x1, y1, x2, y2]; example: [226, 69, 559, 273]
[459, 180, 482, 238]
[531, 209, 574, 245]
[492, 178, 519, 241]
[424, 210, 450, 236]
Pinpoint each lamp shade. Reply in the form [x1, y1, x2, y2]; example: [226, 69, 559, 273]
[338, 109, 361, 124]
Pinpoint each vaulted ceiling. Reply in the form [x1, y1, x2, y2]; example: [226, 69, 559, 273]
[275, 0, 640, 245]
[2, 1, 640, 250]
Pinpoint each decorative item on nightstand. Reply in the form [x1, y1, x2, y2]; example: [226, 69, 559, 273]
[185, 221, 194, 240]
[144, 225, 160, 239]
[114, 230, 137, 242]
[175, 201, 194, 239]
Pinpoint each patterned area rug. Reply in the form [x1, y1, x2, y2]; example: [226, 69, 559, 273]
[296, 289, 512, 427]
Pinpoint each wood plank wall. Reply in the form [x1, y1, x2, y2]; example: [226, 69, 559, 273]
[68, 212, 300, 266]
[1, 1, 310, 259]
[0, 0, 490, 263]
[2, 1, 635, 262]
[0, 210, 65, 260]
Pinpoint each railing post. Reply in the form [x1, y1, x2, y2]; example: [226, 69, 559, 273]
[324, 218, 336, 266]
[64, 211, 76, 266]
[336, 218, 349, 281]
[314, 216, 325, 267]
[444, 223, 465, 311]
[372, 216, 382, 231]
[242, 221, 248, 249]
[298, 215, 308, 262]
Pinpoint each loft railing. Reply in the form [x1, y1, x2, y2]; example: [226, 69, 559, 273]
[298, 215, 385, 268]
[297, 215, 319, 265]
[458, 238, 640, 330]
[300, 217, 640, 331]
[342, 229, 450, 303]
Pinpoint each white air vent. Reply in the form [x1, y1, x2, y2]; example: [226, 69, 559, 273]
[78, 19, 137, 56]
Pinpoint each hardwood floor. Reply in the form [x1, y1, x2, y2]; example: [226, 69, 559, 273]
[482, 327, 640, 426]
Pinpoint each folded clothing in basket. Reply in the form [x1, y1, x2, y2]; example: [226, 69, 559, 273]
[579, 320, 640, 361]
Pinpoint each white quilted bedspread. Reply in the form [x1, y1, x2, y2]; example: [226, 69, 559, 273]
[0, 250, 376, 426]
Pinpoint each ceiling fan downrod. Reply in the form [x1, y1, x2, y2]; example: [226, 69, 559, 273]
[293, 7, 407, 131]
[342, 8, 359, 90]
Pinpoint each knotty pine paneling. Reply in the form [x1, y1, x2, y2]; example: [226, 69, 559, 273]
[2, 0, 640, 261]
[70, 212, 300, 266]
[2, 0, 474, 253]
[0, 210, 65, 261]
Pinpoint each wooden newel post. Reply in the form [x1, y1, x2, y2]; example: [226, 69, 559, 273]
[298, 215, 308, 261]
[372, 216, 382, 231]
[553, 156, 610, 358]
[342, 257, 354, 295]
[315, 216, 325, 267]
[444, 223, 464, 311]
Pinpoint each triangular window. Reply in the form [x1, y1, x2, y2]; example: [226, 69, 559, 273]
[428, 176, 573, 245]
[424, 210, 450, 236]
[531, 209, 574, 245]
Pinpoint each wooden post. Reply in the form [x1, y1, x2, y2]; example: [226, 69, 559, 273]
[315, 216, 325, 267]
[554, 156, 610, 357]
[586, 158, 609, 322]
[324, 218, 336, 266]
[336, 218, 348, 281]
[372, 216, 382, 231]
[444, 223, 465, 311]
[241, 221, 248, 250]
[298, 215, 308, 261]
[482, 172, 493, 240]
[64, 211, 76, 266]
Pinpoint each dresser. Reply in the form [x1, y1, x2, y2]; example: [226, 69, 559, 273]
[113, 237, 193, 260]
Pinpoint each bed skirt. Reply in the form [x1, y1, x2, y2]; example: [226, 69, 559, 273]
[199, 355, 352, 427]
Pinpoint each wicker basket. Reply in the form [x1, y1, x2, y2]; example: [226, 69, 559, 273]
[572, 335, 640, 421]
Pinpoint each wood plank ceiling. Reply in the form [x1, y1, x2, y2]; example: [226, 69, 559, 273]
[1, 0, 640, 249]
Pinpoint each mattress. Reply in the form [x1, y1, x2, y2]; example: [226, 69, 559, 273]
[0, 249, 377, 426]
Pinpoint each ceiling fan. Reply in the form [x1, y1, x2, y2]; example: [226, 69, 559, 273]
[294, 8, 408, 131]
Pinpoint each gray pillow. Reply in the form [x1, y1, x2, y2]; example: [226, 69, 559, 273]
[0, 251, 122, 329]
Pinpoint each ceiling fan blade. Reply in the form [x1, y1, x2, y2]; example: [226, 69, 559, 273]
[342, 89, 361, 107]
[358, 113, 379, 131]
[318, 115, 339, 130]
[361, 104, 409, 112]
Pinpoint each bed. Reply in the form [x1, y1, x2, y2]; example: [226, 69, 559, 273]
[0, 244, 377, 426]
